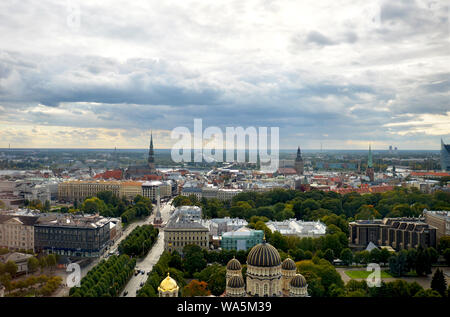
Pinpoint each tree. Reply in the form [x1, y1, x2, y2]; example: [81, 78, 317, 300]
[27, 257, 40, 273]
[324, 249, 334, 264]
[413, 289, 442, 297]
[370, 248, 381, 263]
[438, 236, 450, 253]
[340, 249, 353, 266]
[182, 280, 211, 297]
[44, 200, 51, 212]
[443, 248, 450, 266]
[46, 254, 57, 271]
[430, 268, 447, 297]
[389, 250, 408, 277]
[4, 261, 18, 276]
[379, 248, 392, 265]
[193, 264, 227, 296]
[427, 247, 439, 265]
[415, 246, 431, 276]
[81, 197, 107, 214]
[182, 245, 207, 276]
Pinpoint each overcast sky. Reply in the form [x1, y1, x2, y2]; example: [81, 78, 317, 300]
[0, 0, 449, 150]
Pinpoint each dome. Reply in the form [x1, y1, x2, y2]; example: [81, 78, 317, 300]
[227, 276, 245, 288]
[247, 241, 281, 267]
[226, 258, 242, 271]
[158, 273, 179, 292]
[281, 258, 296, 271]
[290, 274, 307, 288]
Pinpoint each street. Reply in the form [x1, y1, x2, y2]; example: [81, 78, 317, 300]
[121, 200, 174, 297]
[54, 199, 174, 297]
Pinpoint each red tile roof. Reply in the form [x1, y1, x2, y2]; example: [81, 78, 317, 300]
[94, 170, 123, 180]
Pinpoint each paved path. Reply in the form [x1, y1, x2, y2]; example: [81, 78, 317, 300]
[53, 200, 173, 297]
[121, 200, 174, 297]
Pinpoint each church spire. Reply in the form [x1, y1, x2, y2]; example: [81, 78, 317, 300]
[296, 146, 302, 161]
[148, 131, 155, 164]
[368, 144, 373, 168]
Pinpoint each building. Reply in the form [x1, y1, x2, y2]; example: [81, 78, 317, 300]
[58, 180, 122, 202]
[441, 138, 450, 171]
[119, 181, 142, 200]
[163, 212, 209, 253]
[294, 147, 304, 176]
[172, 206, 202, 222]
[208, 217, 248, 236]
[0, 215, 38, 251]
[225, 241, 308, 297]
[125, 133, 159, 179]
[349, 217, 437, 250]
[180, 187, 202, 200]
[221, 227, 264, 251]
[142, 181, 171, 201]
[266, 219, 326, 238]
[0, 252, 33, 274]
[158, 273, 179, 297]
[34, 214, 111, 257]
[366, 144, 374, 182]
[423, 210, 450, 241]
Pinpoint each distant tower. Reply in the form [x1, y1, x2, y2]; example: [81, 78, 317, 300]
[294, 146, 304, 175]
[366, 144, 374, 182]
[148, 132, 156, 172]
[441, 138, 450, 171]
[153, 186, 163, 227]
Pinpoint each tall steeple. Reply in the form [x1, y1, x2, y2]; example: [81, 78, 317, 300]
[296, 146, 303, 161]
[294, 146, 304, 175]
[148, 132, 155, 163]
[368, 144, 373, 168]
[148, 131, 155, 172]
[366, 144, 374, 182]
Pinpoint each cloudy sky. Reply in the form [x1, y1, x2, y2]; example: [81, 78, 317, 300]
[0, 0, 449, 150]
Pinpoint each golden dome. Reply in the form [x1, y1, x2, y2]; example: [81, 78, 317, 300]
[158, 273, 179, 293]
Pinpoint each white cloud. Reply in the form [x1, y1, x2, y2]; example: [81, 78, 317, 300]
[0, 0, 448, 149]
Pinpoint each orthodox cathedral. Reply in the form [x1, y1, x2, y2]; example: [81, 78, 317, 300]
[225, 240, 308, 297]
[158, 239, 308, 297]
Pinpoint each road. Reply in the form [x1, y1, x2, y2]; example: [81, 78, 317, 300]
[121, 200, 174, 297]
[54, 199, 174, 297]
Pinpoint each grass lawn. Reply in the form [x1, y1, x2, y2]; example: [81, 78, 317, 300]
[345, 270, 393, 279]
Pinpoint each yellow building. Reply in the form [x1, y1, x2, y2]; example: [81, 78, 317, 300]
[119, 182, 143, 201]
[58, 180, 144, 202]
[164, 217, 209, 253]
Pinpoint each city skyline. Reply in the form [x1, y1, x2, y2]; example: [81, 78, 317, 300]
[0, 1, 449, 150]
